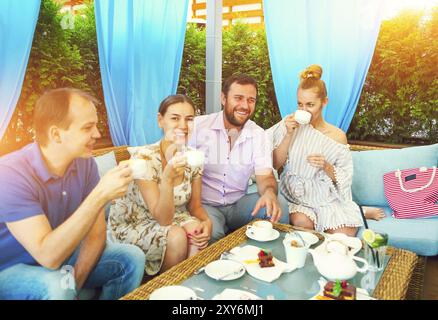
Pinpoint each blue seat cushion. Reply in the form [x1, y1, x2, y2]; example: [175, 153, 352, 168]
[357, 206, 438, 256]
[247, 183, 258, 194]
[352, 143, 438, 207]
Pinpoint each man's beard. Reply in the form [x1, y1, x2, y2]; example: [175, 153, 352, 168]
[223, 104, 253, 128]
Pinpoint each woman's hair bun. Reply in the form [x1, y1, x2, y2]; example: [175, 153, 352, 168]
[300, 64, 323, 81]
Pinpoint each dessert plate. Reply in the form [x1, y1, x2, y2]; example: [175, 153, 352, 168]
[205, 259, 246, 281]
[245, 229, 280, 242]
[149, 285, 198, 300]
[213, 288, 262, 300]
[230, 245, 295, 283]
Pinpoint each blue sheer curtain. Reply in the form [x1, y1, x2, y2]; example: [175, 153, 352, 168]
[95, 0, 189, 146]
[0, 0, 40, 140]
[264, 0, 384, 131]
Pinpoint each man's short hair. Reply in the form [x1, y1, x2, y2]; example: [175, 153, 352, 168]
[222, 74, 258, 97]
[33, 88, 99, 146]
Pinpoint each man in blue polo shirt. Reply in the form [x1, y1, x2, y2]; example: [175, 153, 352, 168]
[0, 88, 145, 300]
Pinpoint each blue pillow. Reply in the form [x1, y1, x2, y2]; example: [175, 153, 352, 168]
[351, 143, 438, 206]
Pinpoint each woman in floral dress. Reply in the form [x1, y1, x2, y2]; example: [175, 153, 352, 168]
[108, 95, 212, 275]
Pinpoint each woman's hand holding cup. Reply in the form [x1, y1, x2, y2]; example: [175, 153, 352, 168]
[163, 152, 187, 182]
[284, 114, 300, 134]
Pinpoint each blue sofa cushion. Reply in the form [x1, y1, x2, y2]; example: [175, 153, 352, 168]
[352, 143, 438, 207]
[357, 207, 438, 256]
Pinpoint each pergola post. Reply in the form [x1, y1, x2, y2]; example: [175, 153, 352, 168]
[206, 0, 222, 114]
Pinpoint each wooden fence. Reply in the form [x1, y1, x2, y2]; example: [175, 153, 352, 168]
[191, 0, 264, 26]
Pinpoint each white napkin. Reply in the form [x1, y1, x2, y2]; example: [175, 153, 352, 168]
[229, 245, 295, 283]
[212, 288, 262, 300]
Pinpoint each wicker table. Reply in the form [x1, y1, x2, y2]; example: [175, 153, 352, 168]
[121, 223, 418, 300]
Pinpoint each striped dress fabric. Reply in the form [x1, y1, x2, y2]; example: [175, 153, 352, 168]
[383, 167, 438, 219]
[266, 120, 364, 232]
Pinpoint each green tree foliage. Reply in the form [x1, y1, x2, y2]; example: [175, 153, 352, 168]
[348, 8, 438, 144]
[178, 23, 206, 115]
[223, 23, 281, 129]
[0, 0, 106, 155]
[67, 1, 108, 138]
[179, 22, 282, 128]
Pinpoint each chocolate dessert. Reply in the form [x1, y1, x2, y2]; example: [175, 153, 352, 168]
[258, 250, 275, 268]
[323, 280, 356, 300]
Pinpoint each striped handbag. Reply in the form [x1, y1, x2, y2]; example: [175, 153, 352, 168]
[383, 166, 438, 219]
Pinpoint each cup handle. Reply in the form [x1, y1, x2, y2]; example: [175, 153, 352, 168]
[353, 256, 369, 273]
[349, 238, 363, 256]
[349, 246, 361, 256]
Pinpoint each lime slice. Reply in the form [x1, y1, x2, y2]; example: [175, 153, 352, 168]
[373, 233, 388, 247]
[363, 229, 388, 248]
[362, 229, 376, 245]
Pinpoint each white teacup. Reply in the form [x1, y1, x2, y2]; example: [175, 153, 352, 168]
[283, 238, 308, 269]
[246, 220, 273, 239]
[294, 110, 312, 125]
[185, 150, 205, 168]
[121, 159, 148, 180]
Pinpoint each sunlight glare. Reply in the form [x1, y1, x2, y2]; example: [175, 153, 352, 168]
[382, 0, 438, 20]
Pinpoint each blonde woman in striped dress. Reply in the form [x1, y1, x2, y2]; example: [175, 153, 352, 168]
[267, 65, 365, 236]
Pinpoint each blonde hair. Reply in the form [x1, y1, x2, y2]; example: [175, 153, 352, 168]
[298, 64, 327, 100]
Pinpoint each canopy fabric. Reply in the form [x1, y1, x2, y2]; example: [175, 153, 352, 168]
[95, 0, 189, 146]
[0, 0, 40, 140]
[263, 0, 384, 131]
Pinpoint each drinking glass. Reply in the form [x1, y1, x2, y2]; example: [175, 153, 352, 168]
[363, 231, 388, 272]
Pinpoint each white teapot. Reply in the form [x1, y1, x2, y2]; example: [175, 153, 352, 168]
[309, 234, 368, 280]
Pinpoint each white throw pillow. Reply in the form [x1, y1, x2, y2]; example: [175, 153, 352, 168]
[93, 151, 118, 223]
[94, 151, 118, 177]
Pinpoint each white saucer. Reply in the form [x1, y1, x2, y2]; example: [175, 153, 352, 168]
[213, 288, 262, 300]
[245, 229, 280, 242]
[149, 285, 197, 300]
[205, 259, 246, 281]
[285, 231, 319, 246]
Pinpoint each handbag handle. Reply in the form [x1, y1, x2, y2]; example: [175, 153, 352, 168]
[395, 166, 436, 193]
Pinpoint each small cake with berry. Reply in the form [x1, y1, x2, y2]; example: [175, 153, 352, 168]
[323, 280, 356, 300]
[258, 250, 275, 268]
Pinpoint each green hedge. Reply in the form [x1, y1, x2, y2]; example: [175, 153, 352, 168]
[348, 9, 438, 144]
[0, 0, 106, 155]
[179, 23, 281, 129]
[1, 1, 436, 156]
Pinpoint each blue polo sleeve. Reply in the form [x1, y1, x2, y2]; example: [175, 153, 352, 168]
[0, 165, 44, 223]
